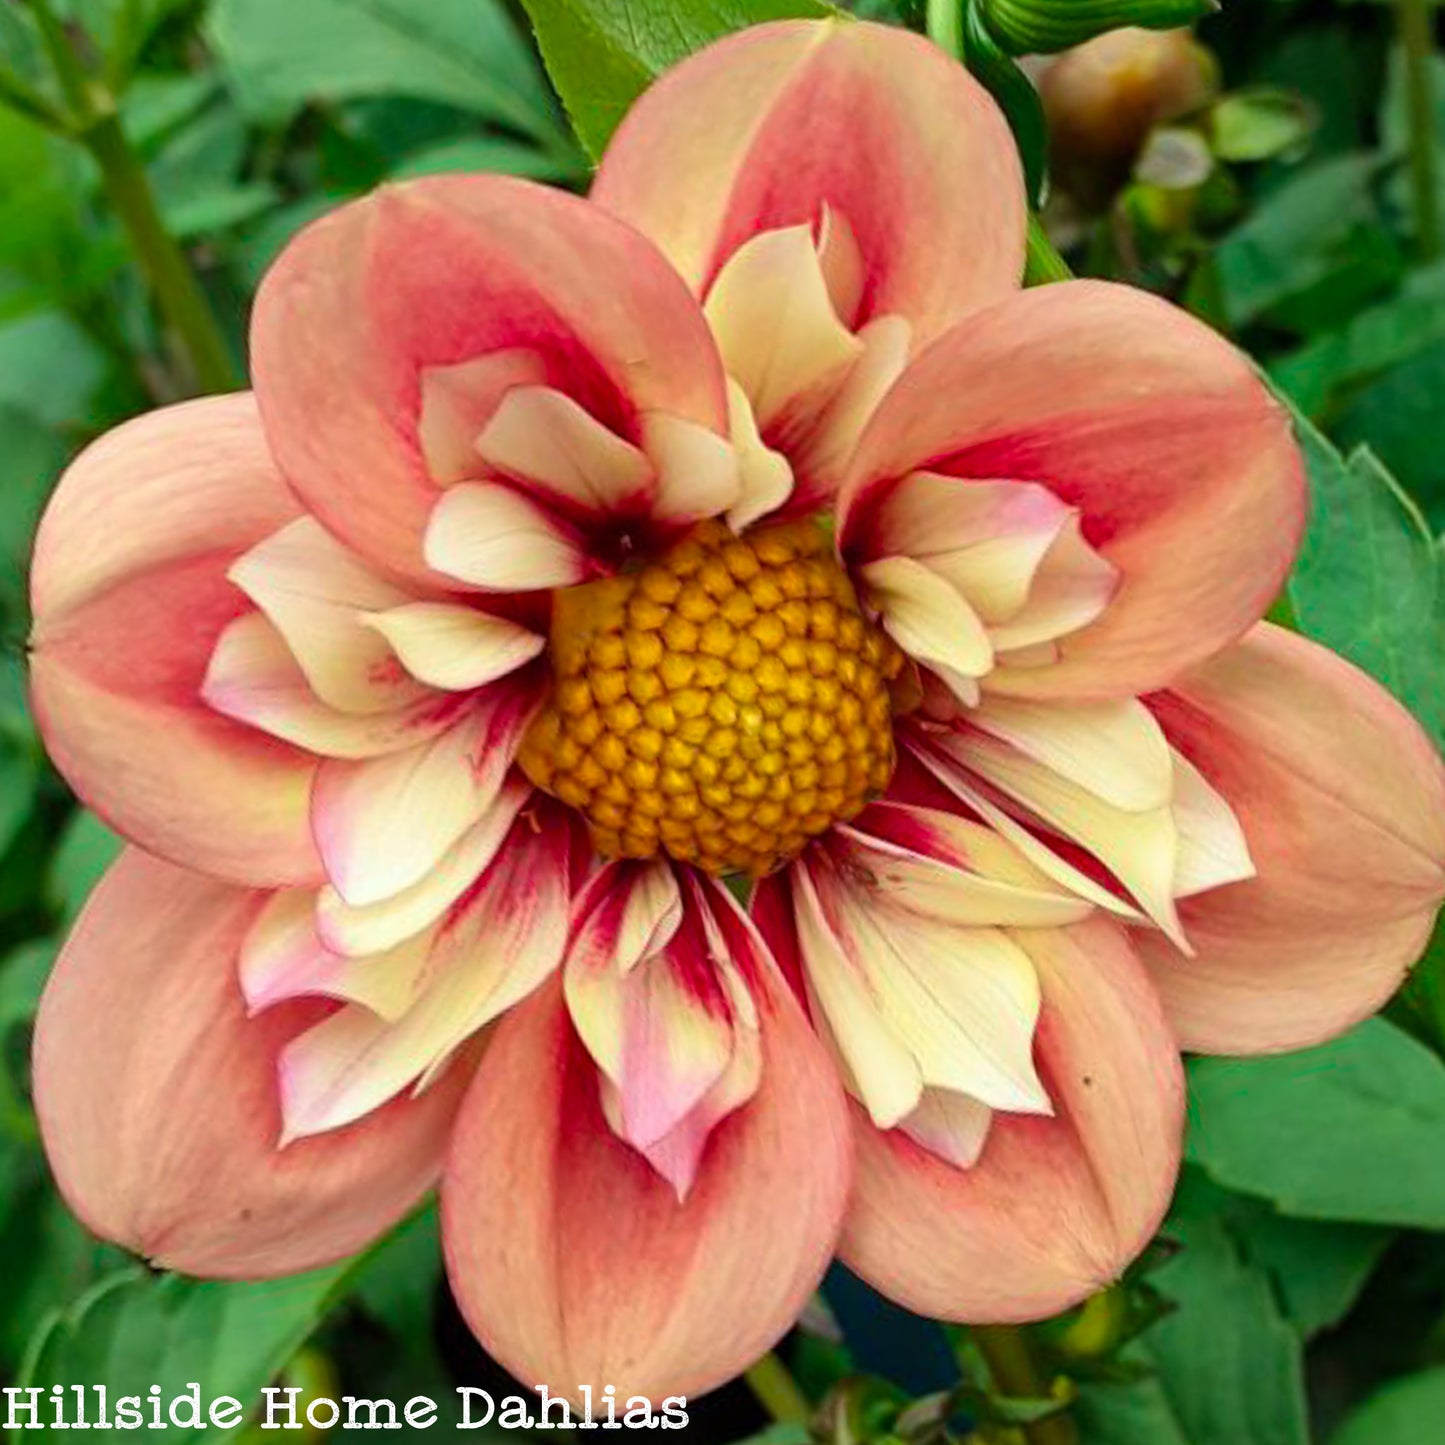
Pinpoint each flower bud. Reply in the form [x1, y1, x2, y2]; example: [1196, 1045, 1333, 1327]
[1034, 27, 1218, 209]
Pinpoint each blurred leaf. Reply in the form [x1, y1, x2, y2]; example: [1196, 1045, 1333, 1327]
[0, 404, 66, 624]
[1270, 257, 1445, 417]
[17, 1265, 355, 1444]
[0, 312, 109, 429]
[1284, 411, 1445, 748]
[516, 0, 834, 159]
[1135, 127, 1214, 190]
[352, 1205, 440, 1357]
[1074, 1173, 1308, 1445]
[1214, 153, 1400, 331]
[206, 0, 568, 151]
[391, 134, 583, 183]
[47, 810, 122, 922]
[980, 0, 1213, 56]
[1210, 88, 1313, 162]
[1332, 1367, 1445, 1445]
[1188, 1019, 1445, 1228]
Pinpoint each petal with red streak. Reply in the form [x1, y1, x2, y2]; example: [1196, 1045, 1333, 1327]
[1140, 623, 1445, 1054]
[251, 175, 729, 584]
[32, 849, 471, 1278]
[28, 395, 322, 888]
[842, 281, 1305, 700]
[593, 20, 1024, 343]
[840, 917, 1183, 1322]
[440, 951, 851, 1401]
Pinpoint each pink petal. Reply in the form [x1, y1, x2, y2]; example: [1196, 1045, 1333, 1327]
[440, 958, 851, 1401]
[33, 849, 472, 1277]
[29, 394, 322, 888]
[1139, 624, 1445, 1054]
[592, 20, 1024, 344]
[842, 281, 1305, 700]
[251, 176, 729, 585]
[840, 917, 1183, 1322]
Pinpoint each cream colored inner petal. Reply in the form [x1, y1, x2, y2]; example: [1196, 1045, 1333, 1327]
[242, 889, 432, 1023]
[203, 612, 461, 760]
[861, 554, 994, 706]
[900, 1088, 994, 1170]
[985, 515, 1119, 657]
[1170, 752, 1256, 898]
[816, 204, 866, 330]
[278, 833, 568, 1141]
[641, 410, 745, 526]
[704, 224, 864, 432]
[474, 385, 654, 517]
[315, 777, 531, 957]
[424, 481, 586, 591]
[311, 689, 529, 909]
[227, 517, 422, 716]
[969, 695, 1174, 813]
[417, 350, 548, 485]
[362, 602, 544, 692]
[724, 378, 795, 531]
[795, 315, 912, 488]
[794, 863, 1050, 1128]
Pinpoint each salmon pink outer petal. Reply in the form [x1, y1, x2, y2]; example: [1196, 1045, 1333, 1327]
[441, 959, 852, 1402]
[28, 395, 323, 888]
[251, 175, 729, 586]
[842, 282, 1305, 700]
[841, 918, 1183, 1322]
[592, 19, 1025, 343]
[33, 849, 472, 1278]
[1139, 624, 1445, 1054]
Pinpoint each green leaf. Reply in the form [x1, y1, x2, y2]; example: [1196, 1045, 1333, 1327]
[1074, 1173, 1308, 1445]
[1269, 258, 1445, 418]
[0, 403, 66, 626]
[1283, 410, 1445, 749]
[205, 0, 568, 152]
[1332, 1368, 1445, 1445]
[1213, 153, 1401, 331]
[47, 810, 123, 923]
[1209, 88, 1314, 163]
[1188, 1018, 1445, 1228]
[16, 1266, 354, 1445]
[515, 0, 835, 160]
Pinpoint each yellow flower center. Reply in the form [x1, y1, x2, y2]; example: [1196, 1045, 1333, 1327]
[518, 519, 906, 876]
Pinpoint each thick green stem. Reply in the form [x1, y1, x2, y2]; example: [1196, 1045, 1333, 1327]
[926, 0, 965, 60]
[27, 0, 238, 394]
[1399, 0, 1442, 260]
[973, 1325, 1079, 1445]
[743, 1351, 812, 1427]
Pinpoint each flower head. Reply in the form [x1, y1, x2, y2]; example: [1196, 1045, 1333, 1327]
[28, 17, 1445, 1402]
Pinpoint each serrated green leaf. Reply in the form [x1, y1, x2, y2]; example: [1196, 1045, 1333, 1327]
[1188, 1018, 1445, 1228]
[205, 0, 568, 153]
[516, 0, 835, 160]
[1074, 1174, 1308, 1445]
[16, 1265, 354, 1445]
[1284, 407, 1445, 749]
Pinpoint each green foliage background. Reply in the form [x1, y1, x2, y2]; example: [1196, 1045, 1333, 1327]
[3, 1, 1445, 1443]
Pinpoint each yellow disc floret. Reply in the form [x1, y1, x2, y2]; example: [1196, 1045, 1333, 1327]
[517, 518, 905, 877]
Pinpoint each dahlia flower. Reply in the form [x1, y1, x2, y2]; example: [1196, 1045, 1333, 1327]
[28, 17, 1445, 1402]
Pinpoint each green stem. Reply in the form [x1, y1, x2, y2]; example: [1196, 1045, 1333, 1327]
[1399, 0, 1442, 260]
[973, 1326, 1079, 1445]
[27, 0, 238, 394]
[743, 1351, 812, 1427]
[1024, 213, 1073, 285]
[926, 0, 965, 60]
